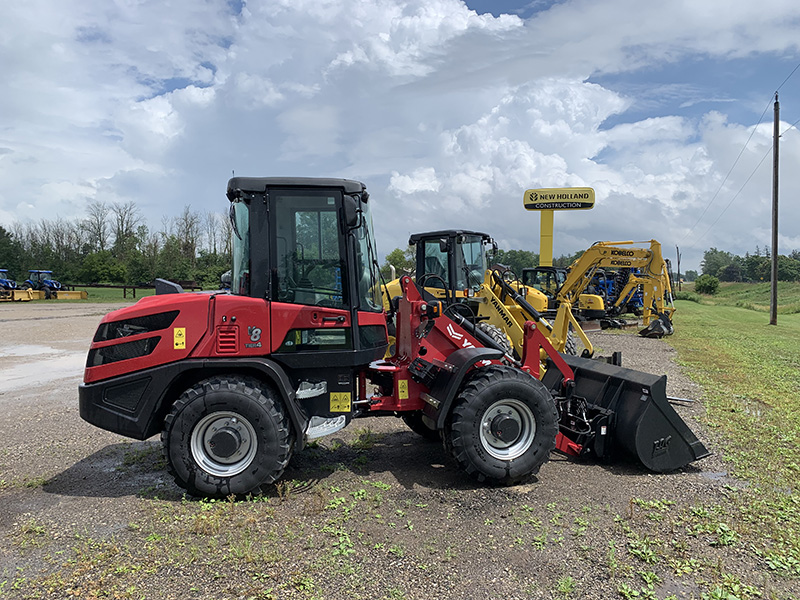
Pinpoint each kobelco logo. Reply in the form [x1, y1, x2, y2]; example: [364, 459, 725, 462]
[611, 250, 635, 256]
[611, 260, 633, 266]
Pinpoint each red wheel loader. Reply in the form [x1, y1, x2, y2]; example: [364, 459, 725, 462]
[79, 177, 709, 498]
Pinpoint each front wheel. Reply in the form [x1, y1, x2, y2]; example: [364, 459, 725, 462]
[446, 366, 558, 485]
[162, 376, 293, 498]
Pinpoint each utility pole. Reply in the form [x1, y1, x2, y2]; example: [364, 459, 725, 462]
[770, 93, 779, 325]
[676, 246, 681, 292]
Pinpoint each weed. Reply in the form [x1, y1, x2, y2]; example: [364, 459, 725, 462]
[555, 576, 576, 596]
[351, 427, 377, 450]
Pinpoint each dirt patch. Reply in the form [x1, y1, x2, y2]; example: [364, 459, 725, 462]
[0, 303, 792, 599]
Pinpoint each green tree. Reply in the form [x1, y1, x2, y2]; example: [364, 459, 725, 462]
[0, 225, 24, 277]
[717, 263, 742, 282]
[777, 255, 800, 281]
[553, 250, 584, 268]
[695, 274, 719, 295]
[492, 249, 539, 276]
[701, 248, 735, 276]
[684, 269, 698, 282]
[381, 246, 414, 280]
[79, 251, 126, 283]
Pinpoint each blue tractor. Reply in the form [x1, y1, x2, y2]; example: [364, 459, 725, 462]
[21, 270, 64, 299]
[0, 269, 17, 290]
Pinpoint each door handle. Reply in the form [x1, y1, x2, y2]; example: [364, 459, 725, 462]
[322, 315, 346, 324]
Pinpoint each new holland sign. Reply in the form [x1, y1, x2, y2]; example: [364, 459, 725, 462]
[523, 187, 595, 211]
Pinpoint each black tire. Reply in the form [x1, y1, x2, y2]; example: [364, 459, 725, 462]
[476, 322, 513, 356]
[402, 411, 440, 441]
[162, 376, 293, 498]
[564, 328, 578, 356]
[42, 285, 52, 300]
[445, 365, 558, 485]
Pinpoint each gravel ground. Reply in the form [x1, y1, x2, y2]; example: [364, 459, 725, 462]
[0, 302, 793, 599]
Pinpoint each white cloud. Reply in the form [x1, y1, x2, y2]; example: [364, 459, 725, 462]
[1, 0, 800, 272]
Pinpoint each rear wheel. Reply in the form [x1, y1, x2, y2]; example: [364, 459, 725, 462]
[445, 365, 558, 485]
[162, 376, 293, 498]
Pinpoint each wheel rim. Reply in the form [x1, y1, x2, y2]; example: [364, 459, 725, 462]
[190, 411, 258, 477]
[479, 399, 536, 460]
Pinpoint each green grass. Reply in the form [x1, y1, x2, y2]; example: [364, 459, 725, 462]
[680, 281, 800, 314]
[670, 298, 800, 576]
[69, 286, 155, 302]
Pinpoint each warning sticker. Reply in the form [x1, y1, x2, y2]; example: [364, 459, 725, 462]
[173, 327, 186, 350]
[330, 392, 351, 413]
[398, 380, 409, 400]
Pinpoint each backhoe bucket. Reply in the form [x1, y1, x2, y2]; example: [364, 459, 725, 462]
[542, 354, 709, 472]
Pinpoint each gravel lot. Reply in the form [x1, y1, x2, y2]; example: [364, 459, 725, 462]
[0, 301, 792, 599]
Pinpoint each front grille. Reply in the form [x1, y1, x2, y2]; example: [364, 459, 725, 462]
[216, 326, 238, 353]
[94, 311, 179, 342]
[87, 336, 161, 367]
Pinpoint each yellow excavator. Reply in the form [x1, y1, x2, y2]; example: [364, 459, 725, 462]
[522, 240, 675, 337]
[383, 230, 594, 360]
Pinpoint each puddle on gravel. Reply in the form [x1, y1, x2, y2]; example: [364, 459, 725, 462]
[0, 344, 60, 358]
[0, 352, 86, 393]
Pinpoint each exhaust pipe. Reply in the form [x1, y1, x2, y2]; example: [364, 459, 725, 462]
[542, 354, 710, 472]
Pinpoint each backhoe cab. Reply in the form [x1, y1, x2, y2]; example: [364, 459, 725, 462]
[80, 179, 707, 499]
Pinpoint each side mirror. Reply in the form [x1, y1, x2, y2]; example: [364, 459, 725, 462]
[344, 196, 359, 228]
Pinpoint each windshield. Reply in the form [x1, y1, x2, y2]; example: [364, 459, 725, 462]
[353, 197, 382, 312]
[455, 235, 487, 291]
[230, 200, 250, 295]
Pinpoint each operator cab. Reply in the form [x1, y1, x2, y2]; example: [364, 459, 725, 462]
[226, 178, 388, 408]
[522, 267, 567, 306]
[408, 230, 493, 298]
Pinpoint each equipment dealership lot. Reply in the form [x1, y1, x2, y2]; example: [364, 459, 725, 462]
[0, 301, 792, 599]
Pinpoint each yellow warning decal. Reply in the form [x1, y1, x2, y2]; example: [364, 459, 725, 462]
[330, 392, 351, 413]
[173, 327, 186, 350]
[398, 379, 409, 400]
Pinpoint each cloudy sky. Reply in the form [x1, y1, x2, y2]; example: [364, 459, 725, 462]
[2, 0, 800, 271]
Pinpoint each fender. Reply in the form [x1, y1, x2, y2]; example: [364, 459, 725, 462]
[79, 357, 308, 450]
[422, 347, 504, 430]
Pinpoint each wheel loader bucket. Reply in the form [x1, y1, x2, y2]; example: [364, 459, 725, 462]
[542, 354, 710, 472]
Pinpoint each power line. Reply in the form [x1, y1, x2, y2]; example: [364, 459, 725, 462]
[776, 62, 800, 93]
[687, 143, 773, 250]
[678, 96, 772, 246]
[682, 60, 800, 249]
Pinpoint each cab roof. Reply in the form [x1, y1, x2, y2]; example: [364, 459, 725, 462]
[227, 177, 367, 201]
[408, 230, 492, 245]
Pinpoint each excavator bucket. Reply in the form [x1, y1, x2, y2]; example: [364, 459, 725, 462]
[638, 313, 674, 338]
[542, 354, 710, 472]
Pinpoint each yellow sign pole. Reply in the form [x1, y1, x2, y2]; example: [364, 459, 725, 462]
[523, 187, 595, 268]
[540, 210, 554, 267]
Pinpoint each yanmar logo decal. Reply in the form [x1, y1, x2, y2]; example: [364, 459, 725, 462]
[446, 324, 492, 366]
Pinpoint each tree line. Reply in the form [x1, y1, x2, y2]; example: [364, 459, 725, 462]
[379, 245, 581, 281]
[699, 247, 800, 282]
[0, 201, 232, 289]
[380, 243, 800, 285]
